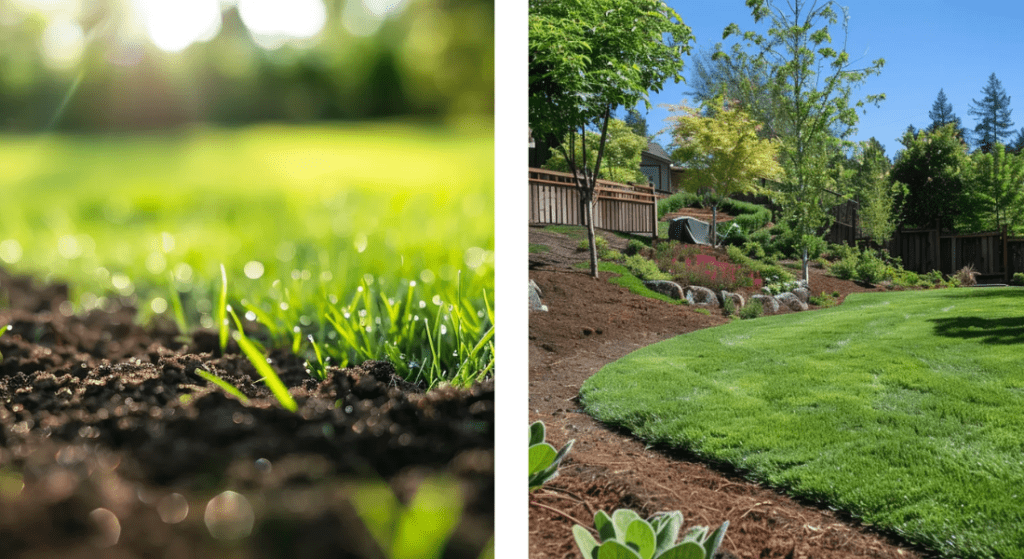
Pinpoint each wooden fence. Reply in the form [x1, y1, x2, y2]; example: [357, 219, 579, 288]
[879, 226, 1024, 282]
[528, 168, 658, 235]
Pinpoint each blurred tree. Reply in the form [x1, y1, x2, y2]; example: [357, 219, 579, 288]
[839, 138, 904, 244]
[624, 108, 649, 139]
[968, 73, 1014, 153]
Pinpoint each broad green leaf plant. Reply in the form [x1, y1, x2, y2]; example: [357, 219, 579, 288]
[528, 421, 574, 491]
[573, 509, 728, 559]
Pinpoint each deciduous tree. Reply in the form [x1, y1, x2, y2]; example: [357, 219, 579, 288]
[890, 123, 974, 233]
[529, 0, 693, 278]
[667, 97, 783, 247]
[971, 143, 1024, 234]
[544, 119, 648, 185]
[718, 0, 885, 286]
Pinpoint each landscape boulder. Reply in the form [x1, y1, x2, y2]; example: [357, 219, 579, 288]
[529, 280, 548, 312]
[775, 292, 808, 312]
[749, 294, 779, 314]
[718, 290, 745, 310]
[643, 280, 685, 300]
[684, 285, 719, 308]
[791, 286, 810, 304]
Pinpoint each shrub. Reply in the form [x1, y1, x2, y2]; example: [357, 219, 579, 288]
[891, 269, 920, 288]
[693, 308, 710, 316]
[808, 292, 839, 307]
[1012, 272, 1024, 286]
[741, 240, 766, 260]
[855, 250, 888, 284]
[603, 249, 625, 262]
[922, 269, 944, 285]
[739, 298, 762, 319]
[668, 253, 761, 291]
[623, 254, 671, 281]
[954, 264, 978, 287]
[657, 191, 702, 218]
[528, 421, 574, 492]
[625, 239, 648, 256]
[721, 296, 735, 318]
[573, 509, 728, 559]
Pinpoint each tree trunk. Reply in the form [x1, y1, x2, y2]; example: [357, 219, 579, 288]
[711, 204, 718, 248]
[802, 246, 810, 290]
[586, 192, 599, 278]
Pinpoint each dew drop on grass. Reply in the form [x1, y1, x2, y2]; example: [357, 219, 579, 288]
[328, 294, 338, 304]
[409, 280, 416, 287]
[245, 311, 257, 321]
[292, 326, 300, 333]
[156, 493, 189, 524]
[432, 295, 442, 306]
[363, 273, 374, 285]
[343, 311, 351, 319]
[354, 233, 368, 253]
[244, 261, 264, 279]
[204, 491, 254, 541]
[418, 300, 426, 309]
[440, 325, 447, 335]
[279, 302, 289, 311]
[477, 310, 484, 318]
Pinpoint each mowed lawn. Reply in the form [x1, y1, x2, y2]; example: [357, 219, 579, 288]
[580, 288, 1024, 558]
[0, 124, 494, 385]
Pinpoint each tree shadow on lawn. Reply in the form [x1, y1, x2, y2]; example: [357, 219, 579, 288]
[929, 315, 1024, 345]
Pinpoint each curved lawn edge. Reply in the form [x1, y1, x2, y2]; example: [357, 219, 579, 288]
[580, 288, 1024, 559]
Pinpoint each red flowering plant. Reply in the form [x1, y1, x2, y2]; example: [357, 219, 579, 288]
[654, 242, 762, 291]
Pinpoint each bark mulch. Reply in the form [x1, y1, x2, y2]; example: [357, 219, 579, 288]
[528, 224, 934, 559]
[0, 266, 492, 559]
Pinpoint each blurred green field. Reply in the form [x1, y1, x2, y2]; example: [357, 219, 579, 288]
[0, 123, 494, 386]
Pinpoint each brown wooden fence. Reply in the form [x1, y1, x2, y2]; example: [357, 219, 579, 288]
[879, 226, 1024, 282]
[528, 168, 658, 235]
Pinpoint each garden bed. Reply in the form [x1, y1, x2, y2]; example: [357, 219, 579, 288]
[528, 225, 923, 559]
[0, 266, 493, 558]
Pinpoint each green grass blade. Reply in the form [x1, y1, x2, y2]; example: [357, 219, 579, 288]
[195, 368, 250, 404]
[167, 272, 188, 335]
[227, 307, 297, 412]
[218, 263, 229, 354]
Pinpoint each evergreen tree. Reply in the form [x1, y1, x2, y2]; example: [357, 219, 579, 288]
[968, 73, 1014, 153]
[927, 88, 966, 139]
[624, 108, 650, 139]
[1008, 127, 1024, 155]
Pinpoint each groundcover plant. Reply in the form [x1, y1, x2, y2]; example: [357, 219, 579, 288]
[580, 288, 1024, 559]
[0, 125, 494, 558]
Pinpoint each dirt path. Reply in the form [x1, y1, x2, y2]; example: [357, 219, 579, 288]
[528, 224, 929, 559]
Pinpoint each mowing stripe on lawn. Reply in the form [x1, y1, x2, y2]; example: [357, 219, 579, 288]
[580, 288, 1024, 559]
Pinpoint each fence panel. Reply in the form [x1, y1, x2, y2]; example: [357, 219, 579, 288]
[528, 168, 657, 235]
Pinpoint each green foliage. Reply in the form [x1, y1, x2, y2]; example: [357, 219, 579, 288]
[529, 0, 694, 278]
[351, 475, 463, 559]
[581, 288, 1024, 559]
[971, 143, 1024, 234]
[725, 245, 794, 288]
[625, 239, 648, 257]
[657, 191, 702, 218]
[892, 123, 976, 232]
[668, 96, 782, 247]
[741, 241, 766, 260]
[576, 262, 684, 305]
[227, 307, 298, 413]
[807, 292, 838, 307]
[1012, 272, 1024, 286]
[922, 270, 945, 286]
[544, 119, 648, 185]
[720, 0, 885, 281]
[927, 89, 967, 139]
[738, 298, 763, 319]
[528, 421, 574, 492]
[838, 138, 904, 244]
[721, 296, 736, 318]
[623, 254, 671, 282]
[854, 250, 888, 285]
[573, 509, 728, 559]
[693, 308, 710, 316]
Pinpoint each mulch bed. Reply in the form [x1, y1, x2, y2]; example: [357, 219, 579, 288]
[528, 223, 934, 559]
[0, 266, 492, 559]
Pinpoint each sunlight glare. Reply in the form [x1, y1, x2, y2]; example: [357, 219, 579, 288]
[238, 0, 326, 49]
[342, 0, 408, 37]
[136, 0, 222, 53]
[40, 19, 84, 71]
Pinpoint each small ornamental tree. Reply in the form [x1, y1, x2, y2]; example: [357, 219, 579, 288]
[668, 97, 783, 247]
[529, 0, 693, 278]
[971, 143, 1024, 234]
[891, 123, 975, 232]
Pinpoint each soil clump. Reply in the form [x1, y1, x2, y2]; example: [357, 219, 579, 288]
[528, 223, 931, 559]
[0, 266, 492, 559]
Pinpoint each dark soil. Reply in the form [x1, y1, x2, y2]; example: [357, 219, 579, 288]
[528, 223, 932, 559]
[0, 266, 492, 559]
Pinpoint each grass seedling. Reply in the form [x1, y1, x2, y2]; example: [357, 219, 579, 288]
[194, 368, 250, 404]
[351, 475, 462, 559]
[218, 263, 229, 354]
[305, 334, 330, 381]
[227, 306, 297, 412]
[167, 272, 189, 335]
[0, 324, 10, 362]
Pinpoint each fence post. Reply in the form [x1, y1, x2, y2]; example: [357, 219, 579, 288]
[1004, 224, 1009, 283]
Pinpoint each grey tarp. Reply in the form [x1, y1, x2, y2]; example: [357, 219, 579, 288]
[668, 216, 719, 245]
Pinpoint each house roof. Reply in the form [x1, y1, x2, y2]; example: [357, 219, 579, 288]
[643, 141, 673, 163]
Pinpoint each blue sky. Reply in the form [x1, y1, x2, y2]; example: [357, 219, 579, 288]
[632, 1, 1024, 159]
